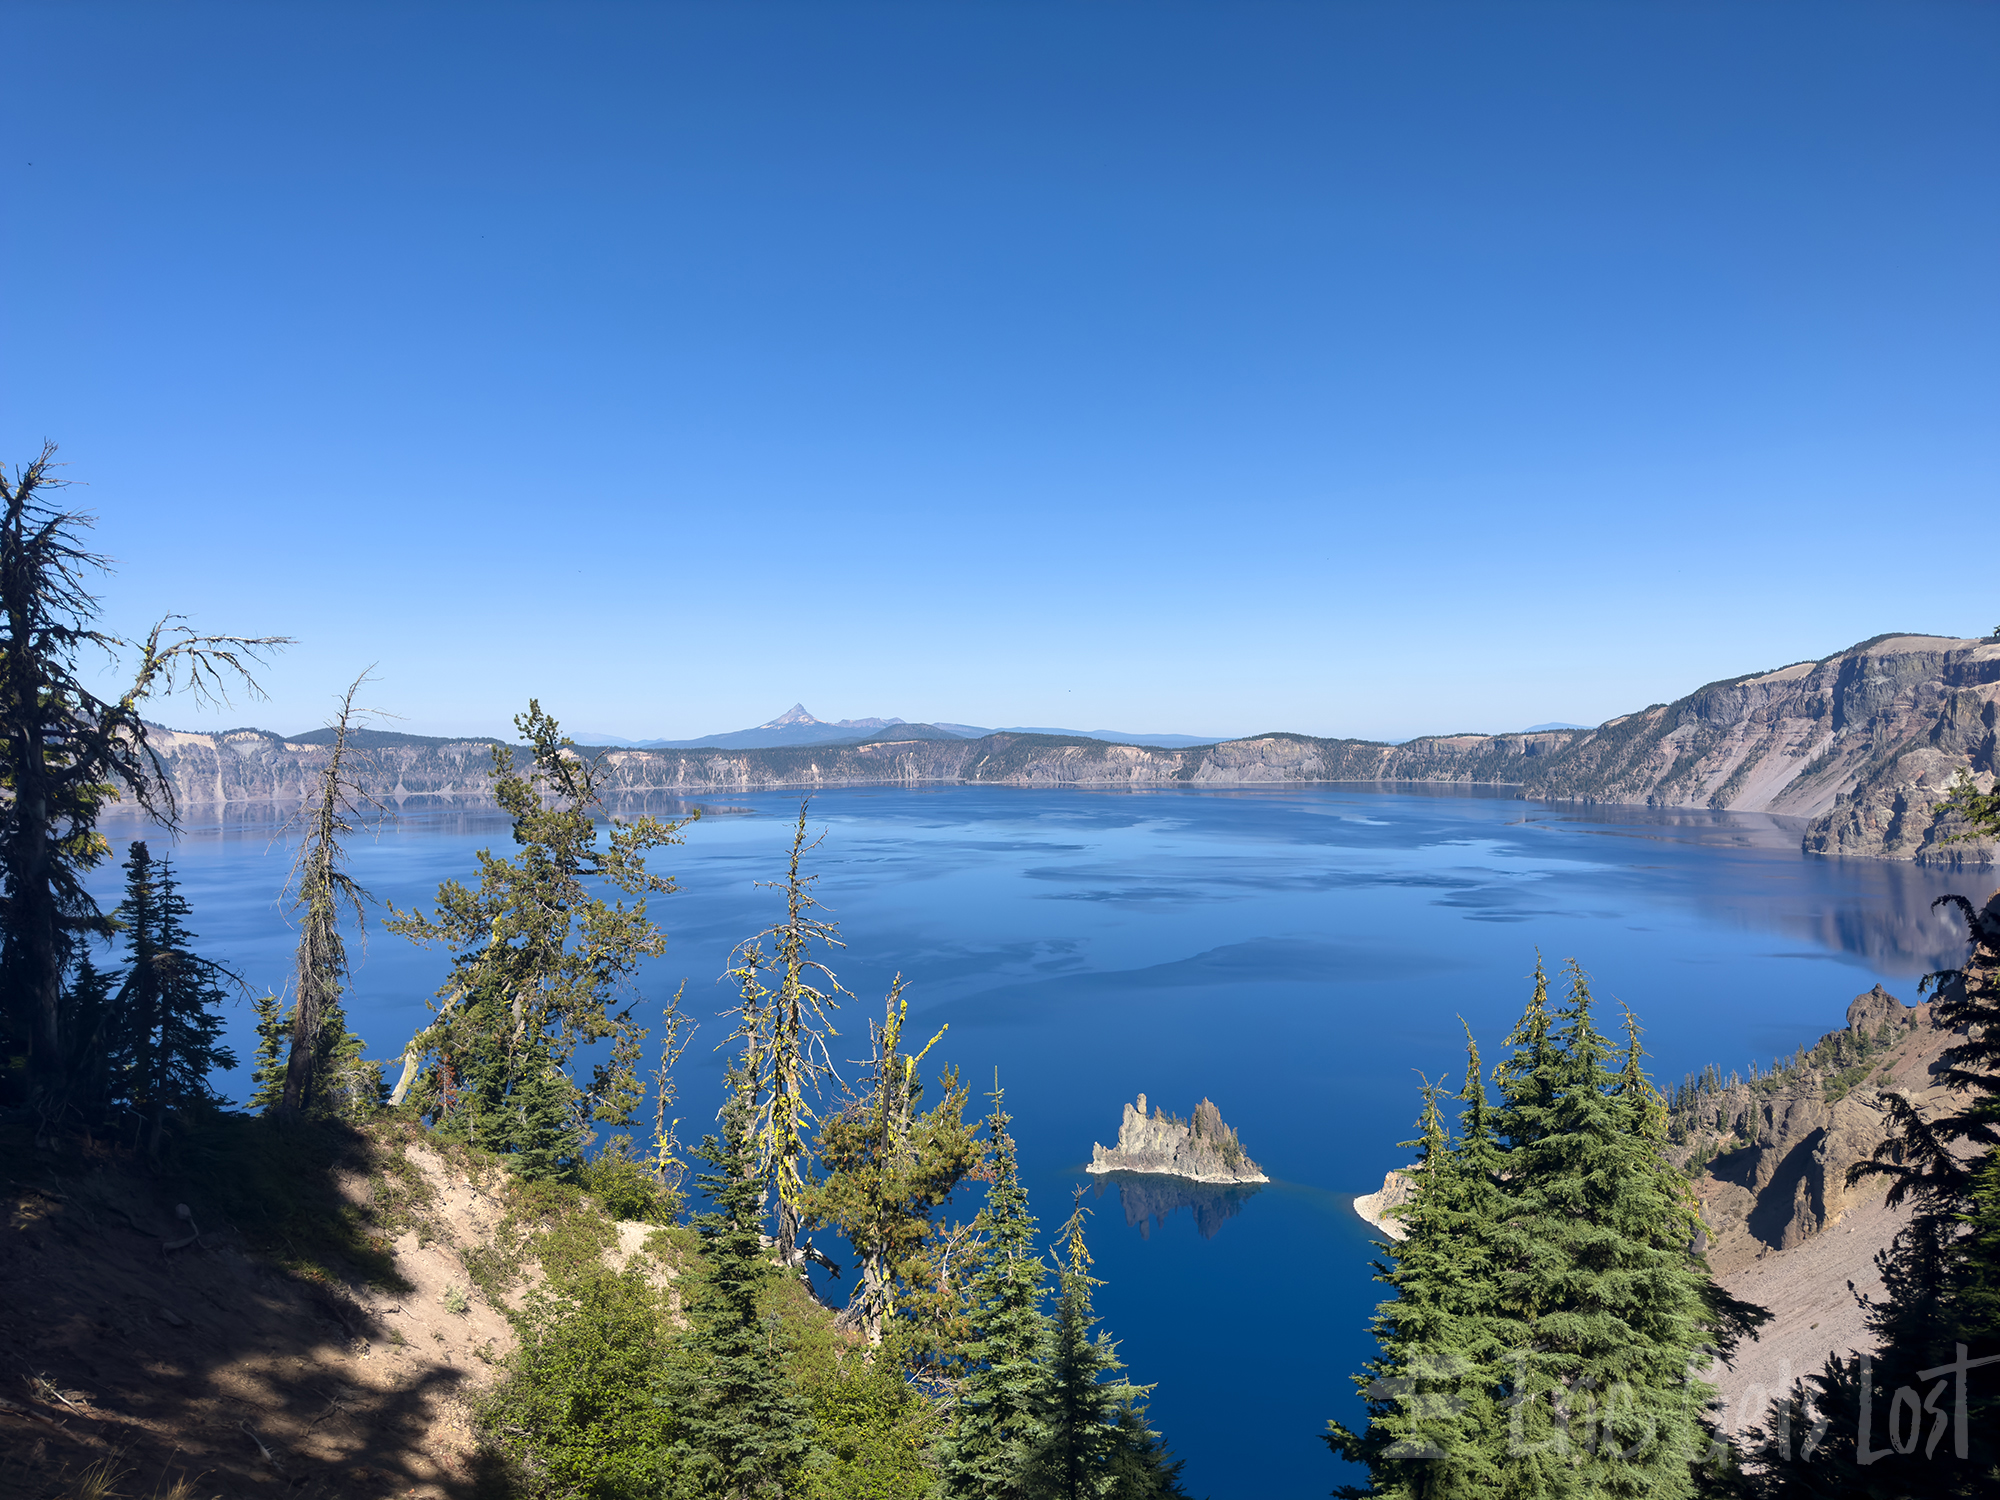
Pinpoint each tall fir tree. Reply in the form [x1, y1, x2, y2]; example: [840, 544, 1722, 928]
[675, 1064, 813, 1496]
[1489, 963, 1729, 1498]
[1336, 960, 1750, 1500]
[1024, 1192, 1186, 1500]
[1326, 1062, 1507, 1500]
[107, 841, 238, 1152]
[936, 1082, 1053, 1500]
[0, 443, 279, 1115]
[277, 672, 376, 1117]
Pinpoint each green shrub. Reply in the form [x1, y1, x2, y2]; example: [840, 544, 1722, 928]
[484, 1267, 690, 1497]
[583, 1142, 677, 1225]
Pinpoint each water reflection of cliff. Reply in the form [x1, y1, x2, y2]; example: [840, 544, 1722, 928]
[1092, 1171, 1263, 1241]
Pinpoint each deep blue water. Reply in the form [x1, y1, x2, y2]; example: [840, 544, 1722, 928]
[88, 784, 1985, 1498]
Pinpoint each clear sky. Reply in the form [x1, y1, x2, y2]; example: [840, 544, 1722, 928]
[4, 2, 1994, 743]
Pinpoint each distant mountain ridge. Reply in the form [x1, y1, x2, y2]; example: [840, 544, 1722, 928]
[179, 632, 1998, 864]
[557, 703, 1219, 751]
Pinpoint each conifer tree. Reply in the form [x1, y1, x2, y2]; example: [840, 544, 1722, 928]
[726, 803, 846, 1268]
[1024, 1192, 1185, 1500]
[1, 444, 279, 1114]
[1326, 1065, 1507, 1499]
[1490, 963, 1727, 1498]
[277, 673, 378, 1117]
[1336, 962, 1749, 1500]
[108, 842, 238, 1152]
[676, 1063, 813, 1495]
[936, 1082, 1053, 1499]
[809, 978, 980, 1347]
[57, 954, 117, 1119]
[388, 702, 685, 1179]
[250, 992, 291, 1111]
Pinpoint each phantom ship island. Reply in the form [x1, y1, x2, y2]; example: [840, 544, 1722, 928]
[1087, 1094, 1269, 1184]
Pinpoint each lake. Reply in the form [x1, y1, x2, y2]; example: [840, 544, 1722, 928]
[88, 783, 1986, 1497]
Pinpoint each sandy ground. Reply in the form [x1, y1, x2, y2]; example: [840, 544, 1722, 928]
[0, 1138, 522, 1500]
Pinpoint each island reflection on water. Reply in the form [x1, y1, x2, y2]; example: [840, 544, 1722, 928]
[1093, 1170, 1265, 1240]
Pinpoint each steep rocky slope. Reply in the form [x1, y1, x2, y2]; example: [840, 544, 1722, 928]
[1665, 958, 1990, 1443]
[146, 632, 1999, 863]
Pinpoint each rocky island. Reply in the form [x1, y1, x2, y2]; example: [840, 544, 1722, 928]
[1087, 1094, 1268, 1184]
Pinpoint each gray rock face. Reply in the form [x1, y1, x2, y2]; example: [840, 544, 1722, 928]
[139, 633, 1999, 865]
[1086, 1094, 1267, 1184]
[1669, 983, 1970, 1273]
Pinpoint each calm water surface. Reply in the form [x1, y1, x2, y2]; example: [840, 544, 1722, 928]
[90, 785, 1988, 1498]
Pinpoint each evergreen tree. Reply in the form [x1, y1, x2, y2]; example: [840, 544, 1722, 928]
[1327, 1064, 1507, 1499]
[936, 1082, 1053, 1499]
[250, 991, 291, 1111]
[729, 802, 846, 1268]
[1952, 1148, 2000, 1478]
[1489, 964, 1726, 1498]
[278, 672, 376, 1117]
[1, 443, 277, 1115]
[1024, 1193, 1185, 1500]
[1335, 962, 1750, 1500]
[388, 702, 686, 1179]
[808, 978, 981, 1348]
[57, 953, 117, 1119]
[107, 842, 238, 1152]
[675, 1064, 813, 1496]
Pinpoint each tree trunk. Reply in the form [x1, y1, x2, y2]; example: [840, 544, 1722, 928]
[11, 785, 65, 1106]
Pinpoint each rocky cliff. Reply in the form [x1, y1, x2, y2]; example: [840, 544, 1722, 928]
[1667, 981, 1960, 1275]
[1087, 1094, 1267, 1184]
[143, 632, 2000, 864]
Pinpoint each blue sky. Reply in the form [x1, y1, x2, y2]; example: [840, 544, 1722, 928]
[3, 2, 1994, 743]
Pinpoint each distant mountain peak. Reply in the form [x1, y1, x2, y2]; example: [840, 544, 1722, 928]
[760, 703, 824, 728]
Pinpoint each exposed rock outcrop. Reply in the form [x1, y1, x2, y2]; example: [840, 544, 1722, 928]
[144, 632, 2000, 864]
[1669, 982, 1960, 1275]
[1352, 1169, 1415, 1242]
[1087, 1094, 1267, 1184]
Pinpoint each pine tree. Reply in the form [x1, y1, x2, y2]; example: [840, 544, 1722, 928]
[1336, 962, 1750, 1500]
[1952, 1148, 2000, 1484]
[1, 443, 278, 1115]
[1490, 963, 1727, 1498]
[808, 978, 981, 1347]
[107, 842, 238, 1152]
[57, 954, 117, 1119]
[388, 702, 685, 1179]
[675, 1064, 813, 1495]
[1023, 1193, 1184, 1500]
[936, 1082, 1053, 1499]
[250, 992, 291, 1111]
[278, 672, 376, 1117]
[1326, 1063, 1507, 1499]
